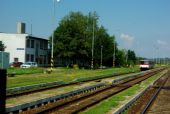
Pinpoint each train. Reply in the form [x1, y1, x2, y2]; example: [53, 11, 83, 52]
[139, 60, 154, 71]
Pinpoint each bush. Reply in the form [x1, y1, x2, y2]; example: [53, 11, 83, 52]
[73, 64, 79, 69]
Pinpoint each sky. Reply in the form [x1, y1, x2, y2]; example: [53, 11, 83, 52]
[0, 0, 170, 58]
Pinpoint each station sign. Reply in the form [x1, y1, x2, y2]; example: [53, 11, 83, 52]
[16, 48, 25, 50]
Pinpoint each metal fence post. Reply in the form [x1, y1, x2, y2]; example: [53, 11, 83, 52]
[0, 69, 7, 114]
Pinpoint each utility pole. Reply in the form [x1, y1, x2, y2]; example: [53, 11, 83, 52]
[126, 50, 128, 66]
[51, 0, 60, 70]
[100, 45, 103, 68]
[51, 0, 55, 71]
[113, 41, 116, 67]
[91, 12, 96, 69]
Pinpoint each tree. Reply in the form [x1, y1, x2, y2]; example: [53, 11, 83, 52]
[126, 50, 137, 67]
[115, 49, 126, 67]
[94, 26, 117, 67]
[49, 11, 137, 68]
[50, 12, 93, 66]
[0, 41, 5, 51]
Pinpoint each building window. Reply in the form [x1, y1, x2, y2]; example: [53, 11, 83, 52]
[39, 40, 48, 50]
[40, 55, 43, 64]
[31, 54, 34, 62]
[14, 58, 18, 62]
[40, 40, 43, 49]
[44, 41, 48, 50]
[31, 40, 34, 48]
[26, 39, 30, 48]
[26, 54, 29, 62]
[44, 55, 46, 64]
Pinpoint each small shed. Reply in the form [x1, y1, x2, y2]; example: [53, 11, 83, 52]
[0, 51, 9, 69]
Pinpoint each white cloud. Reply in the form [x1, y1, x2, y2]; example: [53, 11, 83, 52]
[120, 33, 134, 48]
[157, 40, 167, 46]
[156, 40, 170, 55]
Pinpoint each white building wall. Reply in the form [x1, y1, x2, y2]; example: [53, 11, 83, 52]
[0, 33, 27, 63]
[0, 33, 49, 66]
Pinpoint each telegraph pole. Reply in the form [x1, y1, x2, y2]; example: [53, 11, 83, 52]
[51, 0, 60, 70]
[113, 41, 116, 67]
[91, 12, 95, 69]
[100, 45, 103, 68]
[51, 0, 55, 70]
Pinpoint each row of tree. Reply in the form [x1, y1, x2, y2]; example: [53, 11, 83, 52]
[50, 11, 137, 68]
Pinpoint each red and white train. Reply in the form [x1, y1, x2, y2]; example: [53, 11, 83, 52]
[139, 60, 154, 71]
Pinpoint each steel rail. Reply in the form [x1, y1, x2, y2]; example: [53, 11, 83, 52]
[113, 69, 169, 114]
[21, 68, 163, 114]
[140, 71, 170, 114]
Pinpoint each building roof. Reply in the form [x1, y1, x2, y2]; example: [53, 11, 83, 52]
[0, 32, 48, 41]
[28, 35, 48, 41]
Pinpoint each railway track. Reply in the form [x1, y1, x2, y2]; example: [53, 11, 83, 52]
[6, 71, 137, 98]
[6, 71, 144, 109]
[18, 68, 163, 114]
[7, 70, 151, 112]
[127, 69, 170, 114]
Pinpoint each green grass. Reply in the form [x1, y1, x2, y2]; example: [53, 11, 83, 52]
[7, 67, 44, 75]
[80, 71, 163, 114]
[7, 67, 139, 88]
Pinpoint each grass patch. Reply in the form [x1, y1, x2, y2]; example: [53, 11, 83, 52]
[7, 67, 139, 88]
[6, 99, 15, 104]
[7, 67, 44, 75]
[80, 71, 163, 114]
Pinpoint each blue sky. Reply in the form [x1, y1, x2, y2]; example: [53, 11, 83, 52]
[1, 0, 170, 58]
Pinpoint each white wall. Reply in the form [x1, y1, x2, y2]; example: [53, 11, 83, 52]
[0, 33, 49, 66]
[0, 33, 27, 63]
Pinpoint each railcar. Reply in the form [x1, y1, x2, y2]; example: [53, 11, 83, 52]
[139, 60, 154, 71]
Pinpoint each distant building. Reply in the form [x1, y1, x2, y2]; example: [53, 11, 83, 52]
[0, 22, 49, 66]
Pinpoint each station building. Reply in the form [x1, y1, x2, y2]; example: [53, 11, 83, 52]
[0, 22, 49, 67]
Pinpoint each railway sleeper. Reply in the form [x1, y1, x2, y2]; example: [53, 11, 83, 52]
[113, 84, 132, 88]
[160, 86, 170, 90]
[152, 83, 170, 90]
